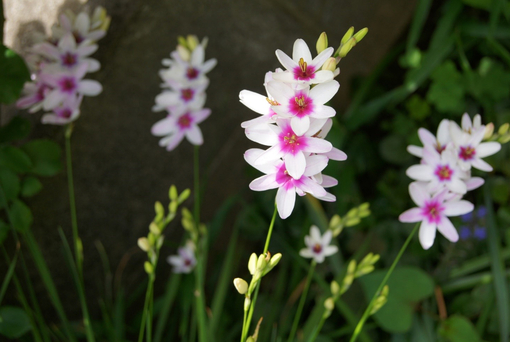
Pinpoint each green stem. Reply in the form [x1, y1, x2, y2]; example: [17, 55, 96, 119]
[138, 276, 155, 342]
[241, 204, 278, 342]
[306, 314, 327, 342]
[194, 145, 200, 225]
[288, 260, 316, 342]
[349, 222, 419, 342]
[65, 124, 83, 277]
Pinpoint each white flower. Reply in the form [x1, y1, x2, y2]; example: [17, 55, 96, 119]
[399, 182, 474, 249]
[407, 119, 450, 158]
[167, 241, 196, 274]
[299, 225, 338, 263]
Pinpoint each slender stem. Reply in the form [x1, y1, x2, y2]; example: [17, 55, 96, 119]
[65, 124, 82, 277]
[194, 145, 200, 225]
[288, 260, 316, 342]
[241, 205, 278, 342]
[349, 222, 419, 342]
[138, 276, 155, 342]
[306, 314, 327, 342]
[263, 204, 278, 254]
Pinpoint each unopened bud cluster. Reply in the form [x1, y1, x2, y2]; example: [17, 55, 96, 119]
[322, 252, 379, 319]
[233, 252, 282, 312]
[329, 202, 371, 237]
[138, 185, 190, 275]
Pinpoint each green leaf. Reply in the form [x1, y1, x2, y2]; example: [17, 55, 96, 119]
[426, 60, 465, 113]
[462, 0, 492, 11]
[0, 306, 32, 339]
[10, 199, 32, 232]
[0, 168, 20, 205]
[359, 267, 435, 333]
[490, 176, 510, 204]
[20, 176, 43, 197]
[0, 219, 8, 244]
[0, 145, 33, 173]
[438, 314, 482, 342]
[0, 45, 31, 105]
[0, 116, 31, 144]
[379, 134, 413, 165]
[22, 140, 62, 176]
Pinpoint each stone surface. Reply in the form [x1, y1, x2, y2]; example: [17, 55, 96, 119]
[2, 0, 416, 318]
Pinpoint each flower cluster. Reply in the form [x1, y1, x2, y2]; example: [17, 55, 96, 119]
[16, 7, 110, 125]
[240, 31, 367, 219]
[399, 113, 501, 249]
[151, 35, 217, 151]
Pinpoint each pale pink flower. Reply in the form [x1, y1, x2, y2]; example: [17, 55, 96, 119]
[16, 81, 51, 113]
[407, 119, 450, 158]
[41, 95, 82, 125]
[152, 82, 208, 116]
[160, 44, 217, 86]
[267, 80, 339, 135]
[245, 149, 334, 219]
[151, 108, 211, 151]
[167, 242, 196, 274]
[399, 182, 474, 249]
[53, 11, 106, 43]
[273, 38, 334, 84]
[299, 225, 338, 263]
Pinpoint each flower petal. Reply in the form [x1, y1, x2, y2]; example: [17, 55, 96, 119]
[419, 220, 437, 250]
[443, 200, 474, 216]
[276, 186, 296, 219]
[437, 217, 459, 243]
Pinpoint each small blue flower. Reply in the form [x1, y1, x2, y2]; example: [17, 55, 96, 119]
[473, 226, 487, 240]
[460, 226, 471, 240]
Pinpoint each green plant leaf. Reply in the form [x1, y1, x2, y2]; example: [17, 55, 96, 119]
[0, 145, 33, 173]
[438, 314, 482, 342]
[10, 199, 32, 232]
[0, 45, 31, 105]
[20, 176, 43, 197]
[22, 140, 62, 176]
[359, 266, 435, 333]
[471, 58, 510, 103]
[0, 116, 31, 144]
[0, 168, 20, 205]
[426, 60, 465, 113]
[405, 94, 431, 120]
[0, 306, 32, 339]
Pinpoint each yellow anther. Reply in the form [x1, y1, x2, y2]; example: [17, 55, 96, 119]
[299, 58, 308, 73]
[295, 96, 306, 107]
[266, 97, 279, 106]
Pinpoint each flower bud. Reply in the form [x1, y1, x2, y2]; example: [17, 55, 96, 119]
[233, 278, 249, 295]
[169, 185, 178, 201]
[244, 297, 251, 311]
[338, 38, 356, 58]
[484, 123, 494, 140]
[316, 32, 328, 54]
[177, 45, 190, 62]
[144, 261, 153, 274]
[178, 188, 191, 204]
[187, 35, 199, 51]
[322, 57, 337, 72]
[169, 200, 178, 214]
[353, 28, 369, 43]
[256, 254, 268, 271]
[498, 123, 509, 136]
[246, 338, 255, 342]
[156, 235, 164, 249]
[155, 201, 165, 222]
[248, 253, 257, 275]
[149, 222, 160, 235]
[341, 26, 354, 45]
[324, 297, 335, 311]
[269, 253, 282, 268]
[137, 237, 150, 251]
[330, 280, 340, 296]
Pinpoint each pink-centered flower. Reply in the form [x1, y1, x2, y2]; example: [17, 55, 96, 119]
[406, 146, 467, 195]
[449, 123, 501, 172]
[239, 71, 280, 129]
[273, 38, 334, 84]
[399, 183, 474, 249]
[160, 44, 217, 86]
[167, 241, 196, 274]
[245, 149, 334, 219]
[250, 119, 332, 179]
[53, 10, 107, 43]
[41, 95, 82, 125]
[267, 80, 339, 135]
[39, 62, 102, 110]
[16, 81, 51, 113]
[407, 119, 450, 158]
[153, 82, 208, 116]
[151, 108, 211, 151]
[299, 225, 338, 263]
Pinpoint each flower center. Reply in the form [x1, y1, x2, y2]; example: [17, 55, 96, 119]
[60, 77, 77, 93]
[61, 52, 78, 67]
[459, 146, 476, 161]
[313, 243, 322, 254]
[434, 165, 453, 181]
[423, 200, 444, 224]
[72, 31, 84, 44]
[60, 108, 72, 118]
[181, 88, 195, 102]
[293, 58, 315, 81]
[177, 113, 192, 128]
[186, 67, 199, 80]
[283, 132, 301, 154]
[435, 143, 446, 154]
[184, 258, 192, 266]
[289, 92, 313, 118]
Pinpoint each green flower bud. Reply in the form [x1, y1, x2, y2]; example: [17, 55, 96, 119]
[233, 278, 249, 295]
[498, 123, 509, 136]
[484, 123, 494, 140]
[244, 297, 252, 311]
[149, 222, 160, 235]
[322, 57, 337, 72]
[324, 297, 335, 311]
[178, 188, 191, 204]
[176, 45, 190, 62]
[187, 35, 199, 51]
[248, 253, 257, 275]
[137, 237, 150, 252]
[316, 32, 328, 54]
[256, 254, 268, 271]
[353, 28, 369, 42]
[169, 185, 178, 201]
[155, 201, 165, 222]
[156, 235, 164, 249]
[144, 261, 153, 274]
[341, 27, 354, 45]
[330, 280, 340, 296]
